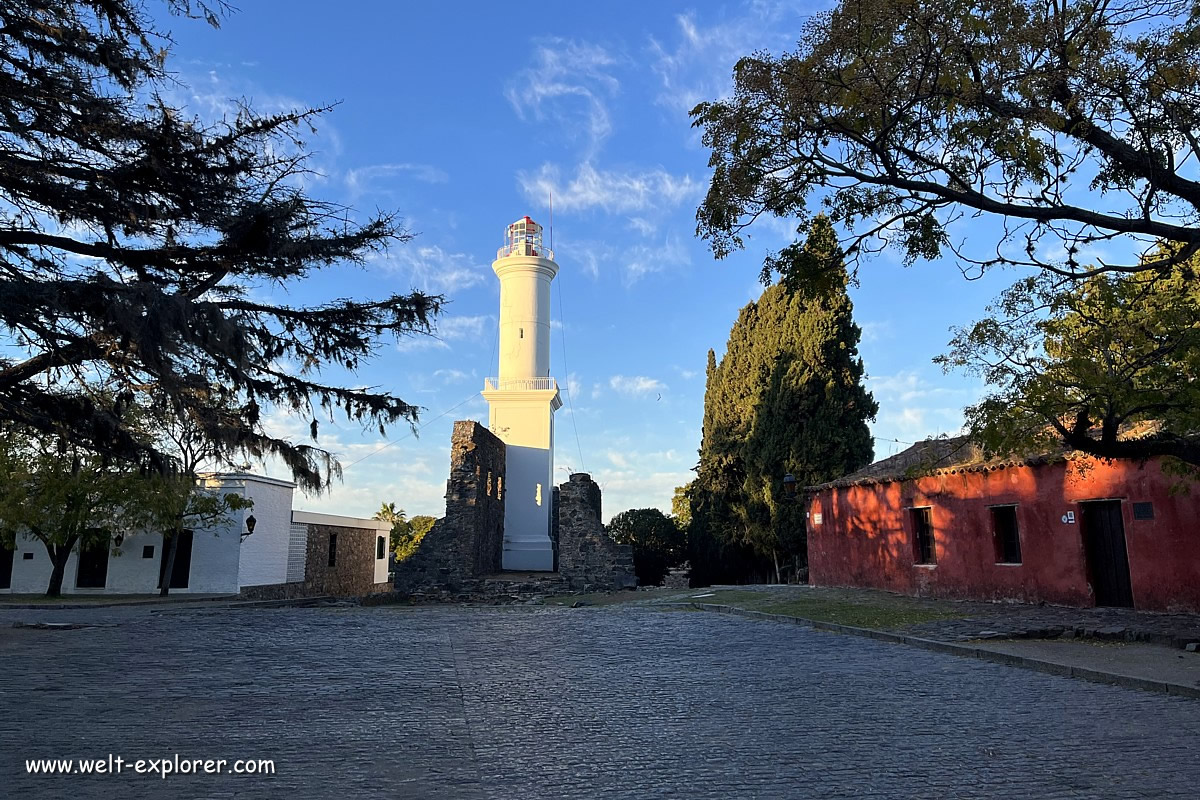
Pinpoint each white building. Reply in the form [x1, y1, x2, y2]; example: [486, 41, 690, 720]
[481, 216, 562, 571]
[0, 474, 390, 596]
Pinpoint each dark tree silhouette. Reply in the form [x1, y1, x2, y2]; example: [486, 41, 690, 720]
[694, 0, 1200, 284]
[0, 0, 439, 491]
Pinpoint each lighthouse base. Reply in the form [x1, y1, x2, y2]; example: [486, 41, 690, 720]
[502, 538, 554, 572]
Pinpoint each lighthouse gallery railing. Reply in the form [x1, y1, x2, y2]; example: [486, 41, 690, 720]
[484, 377, 559, 392]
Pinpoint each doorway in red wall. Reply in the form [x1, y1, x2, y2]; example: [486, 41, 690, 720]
[1080, 500, 1133, 608]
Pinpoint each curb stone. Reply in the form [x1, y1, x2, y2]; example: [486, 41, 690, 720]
[664, 602, 1200, 700]
[0, 594, 239, 610]
[197, 596, 340, 610]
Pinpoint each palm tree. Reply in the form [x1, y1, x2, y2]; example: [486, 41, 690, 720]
[373, 502, 407, 528]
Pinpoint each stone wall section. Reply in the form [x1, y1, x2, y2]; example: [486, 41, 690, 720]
[302, 523, 386, 597]
[556, 473, 637, 591]
[392, 421, 506, 593]
[240, 519, 390, 600]
[391, 429, 636, 598]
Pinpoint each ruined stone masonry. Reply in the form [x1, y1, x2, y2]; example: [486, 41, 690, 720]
[392, 421, 506, 594]
[556, 473, 636, 591]
[391, 422, 636, 599]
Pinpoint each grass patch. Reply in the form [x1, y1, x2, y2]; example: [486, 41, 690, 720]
[693, 588, 968, 630]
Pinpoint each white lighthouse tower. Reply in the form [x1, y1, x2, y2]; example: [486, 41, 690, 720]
[482, 216, 562, 571]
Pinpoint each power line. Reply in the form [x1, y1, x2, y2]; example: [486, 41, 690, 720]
[341, 391, 482, 471]
[556, 274, 586, 474]
[873, 436, 914, 446]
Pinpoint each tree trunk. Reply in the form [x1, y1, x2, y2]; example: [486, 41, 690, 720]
[159, 530, 178, 597]
[43, 537, 77, 597]
[772, 548, 781, 585]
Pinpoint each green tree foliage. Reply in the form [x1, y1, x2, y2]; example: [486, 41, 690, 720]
[136, 392, 254, 594]
[938, 257, 1200, 468]
[692, 220, 876, 584]
[0, 428, 139, 596]
[693, 0, 1200, 286]
[606, 508, 686, 586]
[0, 407, 251, 596]
[374, 503, 436, 561]
[374, 502, 409, 557]
[389, 517, 435, 562]
[374, 502, 407, 528]
[670, 484, 692, 530]
[0, 1, 439, 492]
[133, 472, 252, 596]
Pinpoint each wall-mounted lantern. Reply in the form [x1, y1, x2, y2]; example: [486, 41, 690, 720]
[241, 514, 257, 541]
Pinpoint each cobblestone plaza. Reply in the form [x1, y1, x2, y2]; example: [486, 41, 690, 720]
[2, 605, 1198, 799]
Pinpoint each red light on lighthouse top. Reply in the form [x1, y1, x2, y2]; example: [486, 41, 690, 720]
[497, 216, 554, 261]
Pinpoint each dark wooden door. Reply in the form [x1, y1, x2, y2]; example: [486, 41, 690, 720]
[0, 543, 12, 590]
[159, 530, 193, 589]
[75, 541, 110, 588]
[1081, 501, 1134, 608]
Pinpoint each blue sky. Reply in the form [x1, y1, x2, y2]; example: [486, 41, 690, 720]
[157, 0, 1019, 521]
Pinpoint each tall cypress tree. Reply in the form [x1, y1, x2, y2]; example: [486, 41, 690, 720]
[693, 218, 876, 583]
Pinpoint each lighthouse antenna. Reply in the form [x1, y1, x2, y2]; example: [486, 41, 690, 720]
[549, 190, 554, 251]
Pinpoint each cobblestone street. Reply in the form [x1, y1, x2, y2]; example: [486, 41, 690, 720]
[2, 605, 1198, 799]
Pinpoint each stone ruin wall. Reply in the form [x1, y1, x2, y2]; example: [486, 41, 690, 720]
[239, 522, 390, 601]
[391, 420, 506, 593]
[392, 425, 636, 597]
[556, 473, 637, 591]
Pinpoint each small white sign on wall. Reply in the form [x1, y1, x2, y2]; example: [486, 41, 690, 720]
[812, 512, 823, 525]
[1061, 511, 1076, 524]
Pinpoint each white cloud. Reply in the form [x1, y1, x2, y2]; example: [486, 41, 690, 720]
[594, 468, 694, 521]
[518, 162, 702, 215]
[435, 315, 491, 340]
[395, 337, 450, 354]
[395, 314, 491, 353]
[606, 450, 631, 469]
[860, 320, 892, 343]
[628, 217, 657, 236]
[865, 369, 985, 450]
[566, 372, 583, 400]
[433, 368, 471, 384]
[567, 235, 691, 286]
[250, 408, 450, 518]
[380, 245, 489, 294]
[345, 162, 449, 198]
[873, 407, 966, 450]
[648, 2, 809, 116]
[868, 370, 972, 404]
[506, 39, 621, 154]
[610, 375, 667, 397]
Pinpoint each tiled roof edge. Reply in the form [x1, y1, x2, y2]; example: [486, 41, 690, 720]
[806, 451, 1078, 492]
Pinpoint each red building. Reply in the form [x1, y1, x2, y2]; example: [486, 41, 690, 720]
[806, 438, 1200, 613]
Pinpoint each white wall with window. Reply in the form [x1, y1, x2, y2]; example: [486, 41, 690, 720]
[0, 473, 293, 595]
